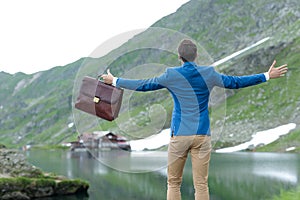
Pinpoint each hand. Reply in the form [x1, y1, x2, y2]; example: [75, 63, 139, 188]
[268, 60, 288, 79]
[101, 69, 114, 84]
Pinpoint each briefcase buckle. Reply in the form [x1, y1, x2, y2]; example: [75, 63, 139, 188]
[93, 97, 100, 103]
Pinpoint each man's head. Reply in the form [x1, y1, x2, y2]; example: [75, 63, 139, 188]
[178, 39, 197, 63]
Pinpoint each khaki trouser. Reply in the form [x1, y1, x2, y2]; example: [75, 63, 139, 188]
[167, 135, 211, 200]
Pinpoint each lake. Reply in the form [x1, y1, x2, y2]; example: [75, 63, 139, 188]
[26, 150, 300, 200]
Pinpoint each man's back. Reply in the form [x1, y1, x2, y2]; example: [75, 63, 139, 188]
[160, 62, 212, 136]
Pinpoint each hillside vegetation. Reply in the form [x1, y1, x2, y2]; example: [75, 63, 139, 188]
[0, 0, 299, 150]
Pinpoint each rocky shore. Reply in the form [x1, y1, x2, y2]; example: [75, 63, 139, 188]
[0, 146, 89, 200]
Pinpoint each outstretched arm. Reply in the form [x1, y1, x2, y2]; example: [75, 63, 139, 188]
[101, 69, 164, 91]
[212, 60, 288, 89]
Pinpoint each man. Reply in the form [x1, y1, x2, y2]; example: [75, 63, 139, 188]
[101, 39, 288, 200]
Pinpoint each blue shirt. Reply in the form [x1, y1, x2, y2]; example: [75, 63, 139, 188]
[116, 62, 266, 136]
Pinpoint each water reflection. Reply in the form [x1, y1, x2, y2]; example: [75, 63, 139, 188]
[252, 153, 298, 184]
[26, 150, 300, 200]
[208, 153, 300, 200]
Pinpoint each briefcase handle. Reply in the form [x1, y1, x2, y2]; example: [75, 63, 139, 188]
[97, 75, 110, 84]
[97, 74, 116, 87]
[97, 74, 114, 86]
[97, 74, 103, 81]
[97, 68, 114, 83]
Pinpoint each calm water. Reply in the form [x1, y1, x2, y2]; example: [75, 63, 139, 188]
[26, 150, 300, 200]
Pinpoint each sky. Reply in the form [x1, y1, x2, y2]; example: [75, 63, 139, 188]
[0, 0, 189, 74]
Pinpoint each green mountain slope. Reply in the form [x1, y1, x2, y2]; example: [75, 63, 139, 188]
[0, 59, 85, 146]
[0, 0, 299, 149]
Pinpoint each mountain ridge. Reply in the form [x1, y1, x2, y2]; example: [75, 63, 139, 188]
[0, 0, 299, 149]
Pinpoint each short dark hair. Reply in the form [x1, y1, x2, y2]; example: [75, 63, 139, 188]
[178, 39, 197, 62]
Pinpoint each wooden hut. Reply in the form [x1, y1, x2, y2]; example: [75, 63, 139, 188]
[72, 131, 131, 151]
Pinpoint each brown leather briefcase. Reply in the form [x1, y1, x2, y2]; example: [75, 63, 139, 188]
[75, 76, 123, 121]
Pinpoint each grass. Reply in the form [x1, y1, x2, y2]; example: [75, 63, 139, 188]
[270, 186, 300, 200]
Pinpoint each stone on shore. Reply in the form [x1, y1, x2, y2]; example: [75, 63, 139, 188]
[0, 147, 89, 200]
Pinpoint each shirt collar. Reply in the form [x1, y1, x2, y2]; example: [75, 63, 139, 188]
[182, 62, 196, 67]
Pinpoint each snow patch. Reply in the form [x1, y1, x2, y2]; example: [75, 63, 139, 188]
[130, 129, 170, 151]
[68, 122, 74, 128]
[216, 123, 297, 153]
[128, 123, 297, 153]
[286, 146, 296, 152]
[212, 37, 270, 66]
